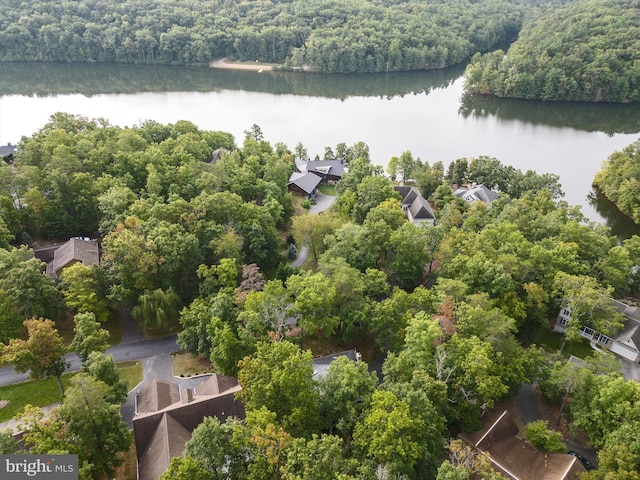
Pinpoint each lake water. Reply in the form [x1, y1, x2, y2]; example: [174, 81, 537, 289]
[1, 62, 639, 233]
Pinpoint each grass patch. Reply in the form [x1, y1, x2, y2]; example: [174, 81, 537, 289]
[317, 184, 337, 196]
[118, 361, 143, 392]
[523, 329, 594, 359]
[172, 352, 213, 377]
[291, 193, 308, 216]
[0, 373, 78, 423]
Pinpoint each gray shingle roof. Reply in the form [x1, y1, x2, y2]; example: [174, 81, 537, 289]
[0, 145, 17, 158]
[288, 172, 322, 195]
[312, 350, 358, 379]
[305, 160, 347, 178]
[454, 184, 499, 203]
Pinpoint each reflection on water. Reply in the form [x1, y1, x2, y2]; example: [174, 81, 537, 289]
[588, 188, 640, 240]
[460, 93, 640, 136]
[0, 62, 464, 100]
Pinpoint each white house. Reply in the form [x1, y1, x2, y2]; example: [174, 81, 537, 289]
[554, 299, 640, 363]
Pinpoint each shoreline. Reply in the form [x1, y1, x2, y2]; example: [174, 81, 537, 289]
[209, 58, 274, 72]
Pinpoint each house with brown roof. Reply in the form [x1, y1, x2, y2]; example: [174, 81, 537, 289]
[460, 410, 585, 480]
[133, 374, 245, 480]
[45, 237, 100, 280]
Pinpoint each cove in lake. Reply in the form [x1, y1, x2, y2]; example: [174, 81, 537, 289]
[1, 61, 639, 230]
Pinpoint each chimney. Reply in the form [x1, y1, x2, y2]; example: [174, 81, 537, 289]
[182, 388, 194, 404]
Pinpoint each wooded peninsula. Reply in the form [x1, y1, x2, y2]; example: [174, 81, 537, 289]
[464, 0, 640, 102]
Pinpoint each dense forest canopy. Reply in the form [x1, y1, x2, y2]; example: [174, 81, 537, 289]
[1, 114, 640, 478]
[593, 139, 640, 223]
[0, 0, 560, 73]
[464, 0, 640, 102]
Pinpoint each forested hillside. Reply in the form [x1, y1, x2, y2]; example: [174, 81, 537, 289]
[593, 139, 640, 223]
[0, 0, 549, 72]
[465, 0, 640, 102]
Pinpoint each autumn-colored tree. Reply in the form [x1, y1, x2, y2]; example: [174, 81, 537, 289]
[0, 318, 69, 397]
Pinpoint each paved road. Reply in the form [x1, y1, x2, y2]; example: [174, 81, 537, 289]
[289, 193, 336, 268]
[0, 335, 180, 387]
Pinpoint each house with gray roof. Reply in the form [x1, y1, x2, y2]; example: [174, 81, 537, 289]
[312, 350, 360, 380]
[555, 298, 640, 363]
[287, 171, 322, 198]
[394, 186, 436, 226]
[45, 237, 100, 280]
[302, 160, 347, 183]
[133, 374, 245, 480]
[0, 144, 17, 162]
[453, 184, 499, 204]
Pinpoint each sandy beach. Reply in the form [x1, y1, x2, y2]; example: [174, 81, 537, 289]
[209, 58, 274, 71]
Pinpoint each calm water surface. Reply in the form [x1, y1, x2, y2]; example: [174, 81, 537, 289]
[1, 62, 639, 230]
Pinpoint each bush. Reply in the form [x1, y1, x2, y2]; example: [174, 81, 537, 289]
[302, 200, 311, 209]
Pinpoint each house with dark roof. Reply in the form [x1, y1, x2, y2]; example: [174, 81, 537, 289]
[555, 298, 640, 363]
[312, 350, 360, 380]
[133, 374, 245, 480]
[303, 160, 347, 183]
[460, 410, 585, 480]
[287, 171, 322, 198]
[0, 144, 17, 163]
[453, 184, 499, 204]
[207, 147, 230, 165]
[394, 186, 436, 226]
[45, 237, 100, 280]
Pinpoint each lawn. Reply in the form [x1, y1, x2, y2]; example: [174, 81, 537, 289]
[0, 373, 78, 423]
[0, 360, 143, 424]
[172, 352, 213, 377]
[118, 361, 143, 391]
[317, 184, 337, 196]
[524, 329, 594, 359]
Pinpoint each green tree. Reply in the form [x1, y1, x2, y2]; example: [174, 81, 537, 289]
[83, 351, 128, 403]
[59, 264, 110, 322]
[183, 416, 247, 479]
[282, 434, 348, 480]
[237, 341, 319, 437]
[353, 390, 425, 477]
[160, 457, 212, 480]
[318, 355, 378, 436]
[57, 374, 131, 478]
[287, 272, 339, 338]
[291, 213, 343, 264]
[69, 312, 110, 363]
[132, 287, 181, 334]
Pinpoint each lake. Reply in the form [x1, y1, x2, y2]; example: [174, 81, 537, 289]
[1, 62, 639, 233]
